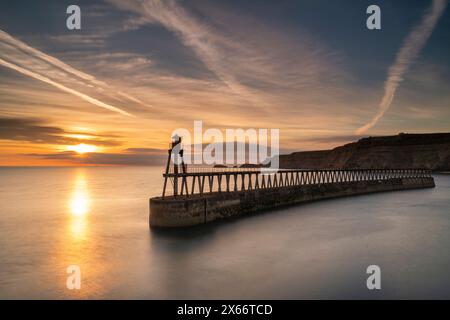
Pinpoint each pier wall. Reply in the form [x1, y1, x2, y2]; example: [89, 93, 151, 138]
[149, 177, 435, 227]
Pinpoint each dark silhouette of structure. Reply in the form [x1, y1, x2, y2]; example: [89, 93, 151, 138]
[162, 134, 187, 197]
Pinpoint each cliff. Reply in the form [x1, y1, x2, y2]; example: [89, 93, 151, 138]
[280, 133, 450, 171]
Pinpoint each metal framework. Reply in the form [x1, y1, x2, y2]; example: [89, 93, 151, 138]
[162, 167, 432, 197]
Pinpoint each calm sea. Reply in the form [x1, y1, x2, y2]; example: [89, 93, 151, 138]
[0, 167, 449, 299]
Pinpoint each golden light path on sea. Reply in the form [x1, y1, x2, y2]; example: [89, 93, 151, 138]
[69, 172, 90, 239]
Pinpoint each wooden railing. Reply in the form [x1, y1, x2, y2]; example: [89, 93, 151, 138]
[162, 168, 432, 197]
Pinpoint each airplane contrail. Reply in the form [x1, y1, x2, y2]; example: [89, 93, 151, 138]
[0, 58, 134, 117]
[0, 29, 105, 87]
[356, 0, 447, 134]
[0, 29, 148, 112]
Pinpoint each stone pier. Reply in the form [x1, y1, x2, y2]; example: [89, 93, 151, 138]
[150, 171, 434, 227]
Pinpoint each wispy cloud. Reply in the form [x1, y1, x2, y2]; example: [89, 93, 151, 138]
[107, 0, 346, 111]
[356, 0, 448, 134]
[0, 1, 351, 134]
[6, 0, 442, 164]
[0, 30, 105, 86]
[0, 117, 121, 146]
[0, 29, 142, 116]
[0, 58, 133, 117]
[108, 0, 266, 106]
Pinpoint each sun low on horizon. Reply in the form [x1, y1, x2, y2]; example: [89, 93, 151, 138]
[0, 0, 449, 167]
[1, 0, 450, 304]
[66, 144, 98, 155]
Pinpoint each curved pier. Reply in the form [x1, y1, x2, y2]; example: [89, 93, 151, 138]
[150, 168, 435, 227]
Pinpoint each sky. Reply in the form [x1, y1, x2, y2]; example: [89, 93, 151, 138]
[0, 0, 449, 166]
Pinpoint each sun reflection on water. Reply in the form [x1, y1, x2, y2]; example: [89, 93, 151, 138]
[70, 177, 90, 216]
[69, 172, 90, 239]
[55, 168, 109, 298]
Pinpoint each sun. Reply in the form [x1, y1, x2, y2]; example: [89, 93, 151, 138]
[67, 143, 97, 154]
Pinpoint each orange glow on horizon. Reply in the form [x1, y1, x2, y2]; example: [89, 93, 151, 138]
[67, 143, 98, 154]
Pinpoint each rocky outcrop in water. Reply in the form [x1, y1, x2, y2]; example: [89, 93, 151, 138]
[280, 133, 450, 171]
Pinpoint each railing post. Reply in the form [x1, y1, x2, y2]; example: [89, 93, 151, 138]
[200, 176, 205, 194]
[190, 176, 196, 195]
[208, 175, 213, 192]
[198, 175, 203, 194]
[180, 175, 185, 195]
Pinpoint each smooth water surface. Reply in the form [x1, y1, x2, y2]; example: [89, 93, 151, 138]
[0, 167, 449, 299]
